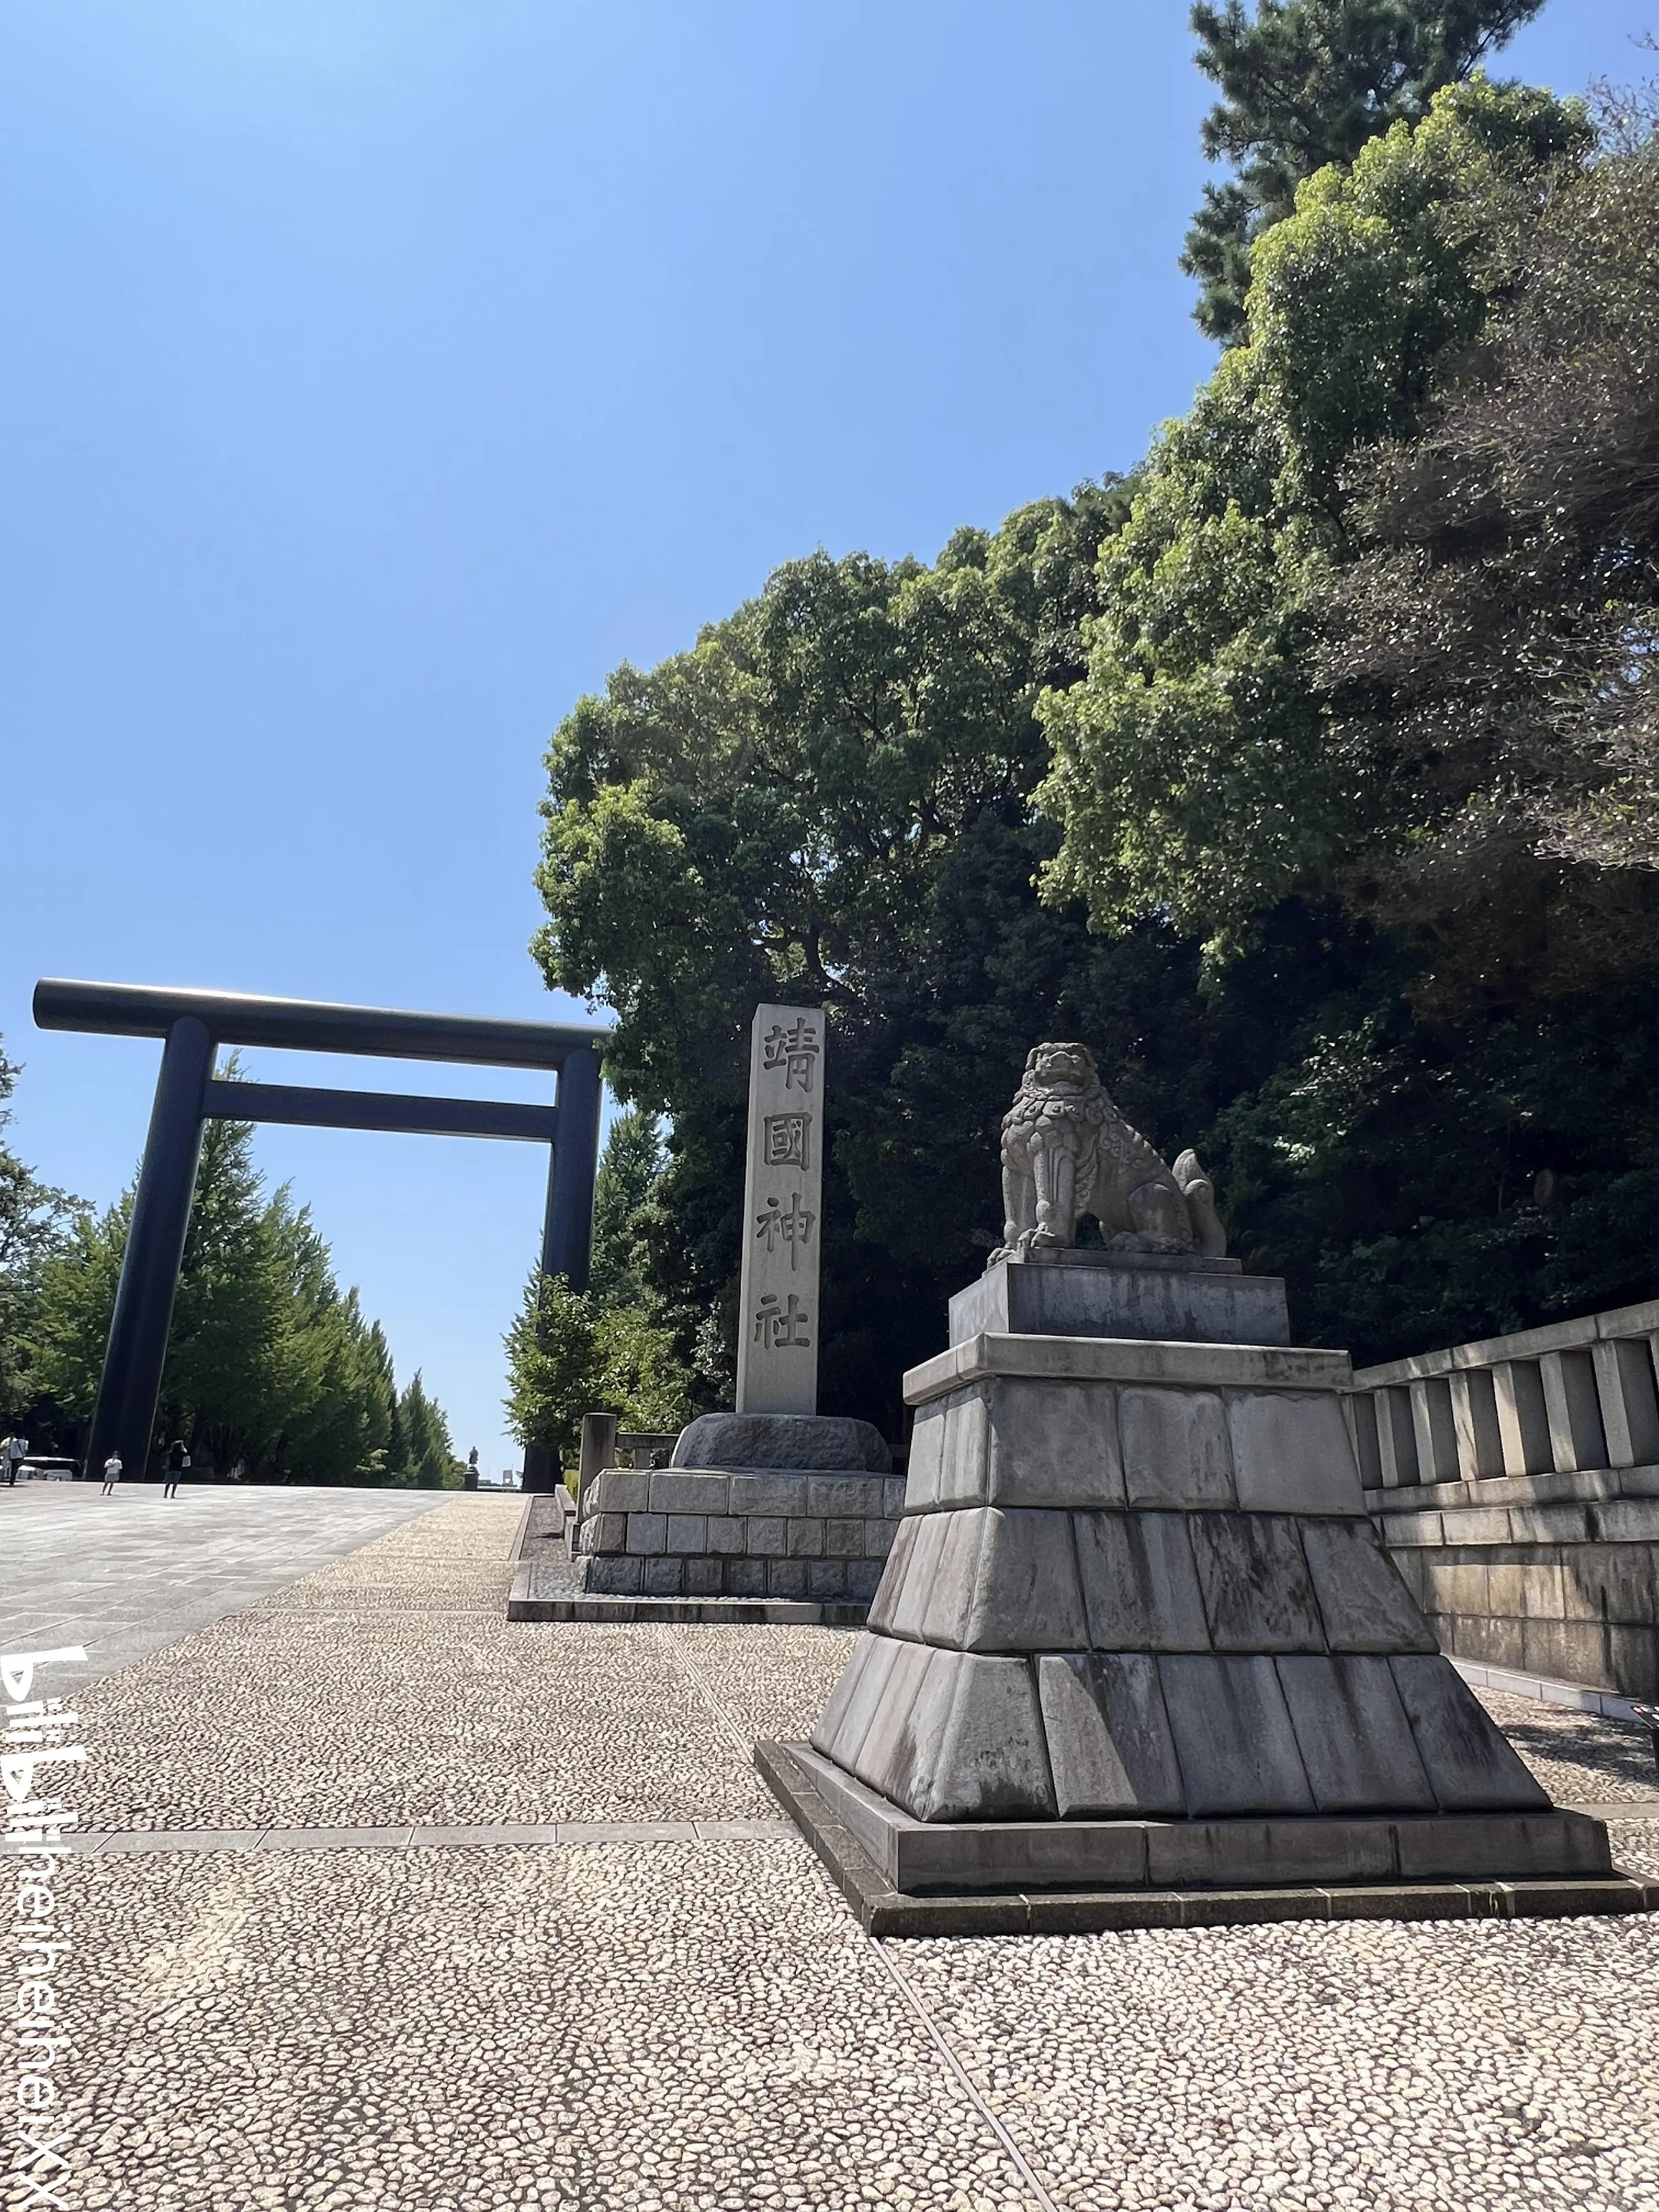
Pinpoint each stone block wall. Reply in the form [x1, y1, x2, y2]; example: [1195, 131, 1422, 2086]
[1352, 1301, 1659, 1699]
[574, 1465, 904, 1604]
[1374, 1476, 1659, 1697]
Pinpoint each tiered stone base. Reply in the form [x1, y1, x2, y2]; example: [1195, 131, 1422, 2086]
[572, 1412, 903, 1610]
[758, 1741, 1655, 1934]
[783, 1260, 1641, 1928]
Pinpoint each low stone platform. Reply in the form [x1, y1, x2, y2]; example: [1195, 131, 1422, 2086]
[573, 1465, 901, 1602]
[509, 1487, 873, 1622]
[951, 1248, 1291, 1347]
[758, 1740, 1658, 1936]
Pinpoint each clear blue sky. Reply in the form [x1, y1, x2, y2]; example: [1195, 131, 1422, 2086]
[3, 1, 1650, 1479]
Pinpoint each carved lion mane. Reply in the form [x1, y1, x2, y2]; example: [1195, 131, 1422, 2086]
[992, 1041, 1226, 1263]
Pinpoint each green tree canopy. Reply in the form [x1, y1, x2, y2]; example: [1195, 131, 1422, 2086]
[531, 67, 1659, 1393]
[29, 1084, 455, 1483]
[0, 1044, 83, 1429]
[1041, 78, 1591, 962]
[589, 1105, 666, 1307]
[1319, 104, 1659, 893]
[533, 495, 1295, 1427]
[396, 1370, 459, 1489]
[503, 1106, 692, 1460]
[1038, 78, 1659, 1357]
[503, 1271, 690, 1460]
[1183, 0, 1546, 340]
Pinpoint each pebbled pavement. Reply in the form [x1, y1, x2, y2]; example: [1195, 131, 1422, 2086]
[14, 1492, 1659, 2210]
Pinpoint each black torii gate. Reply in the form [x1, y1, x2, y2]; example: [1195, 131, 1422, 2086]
[33, 979, 609, 1486]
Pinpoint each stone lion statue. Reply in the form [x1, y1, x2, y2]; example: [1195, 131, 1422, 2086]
[991, 1042, 1226, 1263]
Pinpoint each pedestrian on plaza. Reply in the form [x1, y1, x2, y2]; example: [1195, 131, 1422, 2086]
[6, 1432, 28, 1486]
[101, 1450, 123, 1495]
[163, 1437, 190, 1499]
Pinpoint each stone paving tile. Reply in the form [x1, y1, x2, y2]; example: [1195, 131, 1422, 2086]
[1475, 1688, 1659, 1804]
[257, 1492, 524, 1612]
[890, 1916, 1659, 2212]
[52, 1841, 1035, 2212]
[1610, 1820, 1659, 1883]
[0, 1482, 455, 1688]
[70, 1611, 780, 1829]
[30, 1487, 1659, 2211]
[664, 1620, 855, 1742]
[65, 1513, 853, 1835]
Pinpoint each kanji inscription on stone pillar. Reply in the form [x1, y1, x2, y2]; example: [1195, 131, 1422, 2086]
[735, 1002, 823, 1415]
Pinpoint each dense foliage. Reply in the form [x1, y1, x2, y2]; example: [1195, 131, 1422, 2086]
[1183, 0, 1545, 340]
[1042, 77, 1659, 1358]
[533, 32, 1659, 1427]
[0, 1046, 83, 1429]
[1043, 77, 1592, 956]
[532, 498, 1278, 1431]
[10, 1065, 459, 1484]
[1321, 104, 1659, 884]
[503, 1109, 691, 1460]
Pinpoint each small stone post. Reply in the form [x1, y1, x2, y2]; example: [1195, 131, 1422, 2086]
[575, 1412, 618, 1527]
[735, 1002, 824, 1415]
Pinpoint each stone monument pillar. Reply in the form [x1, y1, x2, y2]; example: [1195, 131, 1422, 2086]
[565, 998, 903, 1620]
[758, 1043, 1637, 1932]
[736, 1004, 824, 1416]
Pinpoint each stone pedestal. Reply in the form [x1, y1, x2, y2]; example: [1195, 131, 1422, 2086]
[952, 1251, 1289, 1347]
[760, 1262, 1640, 1931]
[573, 1411, 902, 1615]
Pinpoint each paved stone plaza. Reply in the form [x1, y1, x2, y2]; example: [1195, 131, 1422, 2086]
[0, 1481, 451, 1690]
[7, 1491, 1659, 2209]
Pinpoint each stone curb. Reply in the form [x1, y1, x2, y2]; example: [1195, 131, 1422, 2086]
[504, 1568, 867, 1626]
[1449, 1657, 1656, 1727]
[754, 1741, 1659, 1937]
[0, 1818, 796, 1857]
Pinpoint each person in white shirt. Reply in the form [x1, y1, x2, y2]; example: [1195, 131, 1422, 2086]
[101, 1451, 123, 1495]
[7, 1434, 27, 1486]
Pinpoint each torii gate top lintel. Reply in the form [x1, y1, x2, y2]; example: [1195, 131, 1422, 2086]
[33, 977, 603, 1070]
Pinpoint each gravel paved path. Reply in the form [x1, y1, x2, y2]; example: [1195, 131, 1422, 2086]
[14, 1493, 1659, 2210]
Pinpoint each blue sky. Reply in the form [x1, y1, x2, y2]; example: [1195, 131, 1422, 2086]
[3, 0, 1651, 1478]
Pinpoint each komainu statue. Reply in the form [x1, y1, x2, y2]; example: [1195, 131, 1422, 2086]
[991, 1041, 1226, 1262]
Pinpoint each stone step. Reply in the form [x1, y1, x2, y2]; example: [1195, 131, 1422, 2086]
[757, 1742, 1653, 1936]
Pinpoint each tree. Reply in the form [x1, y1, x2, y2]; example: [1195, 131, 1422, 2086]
[30, 1090, 447, 1482]
[589, 1106, 665, 1307]
[1041, 78, 1590, 961]
[533, 488, 1270, 1430]
[0, 1043, 83, 1428]
[503, 1107, 692, 1457]
[396, 1371, 459, 1489]
[503, 1269, 689, 1462]
[1319, 104, 1659, 894]
[1183, 0, 1547, 341]
[531, 68, 1659, 1392]
[504, 1271, 598, 1461]
[1039, 77, 1659, 1357]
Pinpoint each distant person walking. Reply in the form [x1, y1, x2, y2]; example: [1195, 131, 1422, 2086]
[5, 1434, 26, 1486]
[101, 1451, 123, 1495]
[163, 1438, 190, 1499]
